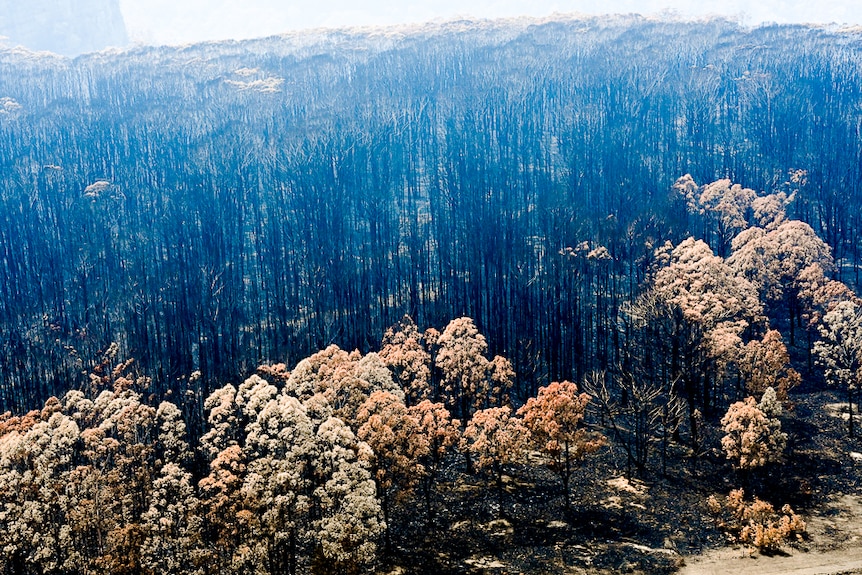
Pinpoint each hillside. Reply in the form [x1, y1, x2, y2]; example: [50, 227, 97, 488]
[0, 16, 860, 413]
[0, 16, 861, 575]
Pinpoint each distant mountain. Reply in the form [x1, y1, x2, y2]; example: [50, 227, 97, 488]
[0, 0, 127, 56]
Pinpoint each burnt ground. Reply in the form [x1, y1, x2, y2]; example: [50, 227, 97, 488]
[374, 389, 862, 575]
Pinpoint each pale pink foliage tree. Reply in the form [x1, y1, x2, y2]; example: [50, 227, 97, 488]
[435, 317, 514, 422]
[751, 191, 793, 229]
[674, 174, 800, 255]
[729, 220, 833, 301]
[379, 315, 432, 406]
[674, 175, 756, 256]
[728, 220, 833, 343]
[654, 238, 763, 330]
[284, 345, 403, 427]
[650, 237, 763, 444]
[518, 381, 605, 509]
[797, 263, 860, 328]
[750, 169, 803, 230]
[703, 322, 746, 391]
[436, 317, 490, 420]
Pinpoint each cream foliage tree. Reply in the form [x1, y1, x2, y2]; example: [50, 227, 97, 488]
[141, 462, 205, 575]
[0, 408, 80, 574]
[199, 384, 241, 459]
[311, 416, 384, 574]
[813, 299, 862, 436]
[242, 393, 317, 575]
[65, 388, 158, 573]
[155, 400, 190, 465]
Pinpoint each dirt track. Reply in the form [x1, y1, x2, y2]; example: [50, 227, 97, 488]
[680, 546, 862, 575]
[680, 494, 862, 575]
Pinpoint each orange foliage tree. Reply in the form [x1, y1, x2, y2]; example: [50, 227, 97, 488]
[461, 406, 529, 514]
[518, 381, 605, 509]
[408, 400, 460, 521]
[357, 390, 429, 543]
[198, 444, 257, 574]
[737, 330, 800, 402]
[707, 488, 806, 553]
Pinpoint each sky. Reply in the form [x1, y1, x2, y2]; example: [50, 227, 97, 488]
[119, 0, 862, 46]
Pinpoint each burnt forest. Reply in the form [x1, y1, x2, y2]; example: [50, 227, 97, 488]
[1, 14, 862, 575]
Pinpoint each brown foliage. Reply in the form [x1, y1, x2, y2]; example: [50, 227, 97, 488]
[737, 330, 800, 401]
[518, 381, 605, 503]
[720, 396, 786, 470]
[707, 489, 806, 553]
[379, 315, 432, 406]
[357, 390, 429, 501]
